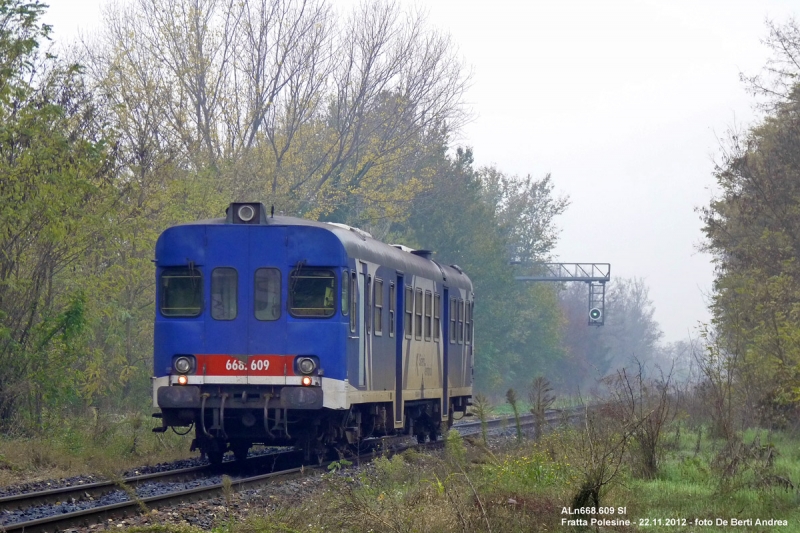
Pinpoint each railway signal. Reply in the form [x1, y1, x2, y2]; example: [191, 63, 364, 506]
[515, 263, 610, 327]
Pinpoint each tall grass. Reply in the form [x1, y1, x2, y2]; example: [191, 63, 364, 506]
[0, 410, 193, 485]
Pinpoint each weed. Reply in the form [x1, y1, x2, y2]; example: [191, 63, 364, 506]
[471, 393, 493, 446]
[528, 376, 555, 442]
[505, 389, 522, 441]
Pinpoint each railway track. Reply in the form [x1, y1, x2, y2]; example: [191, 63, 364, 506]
[0, 405, 585, 533]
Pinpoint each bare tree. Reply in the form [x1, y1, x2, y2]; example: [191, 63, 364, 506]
[286, 0, 471, 217]
[528, 376, 555, 441]
[88, 0, 469, 221]
[692, 325, 740, 441]
[604, 360, 675, 479]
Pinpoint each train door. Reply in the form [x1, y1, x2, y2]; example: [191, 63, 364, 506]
[394, 274, 404, 426]
[204, 226, 249, 356]
[247, 228, 288, 356]
[442, 287, 449, 421]
[357, 263, 367, 388]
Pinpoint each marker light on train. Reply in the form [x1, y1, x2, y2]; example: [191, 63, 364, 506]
[302, 376, 312, 386]
[177, 374, 188, 385]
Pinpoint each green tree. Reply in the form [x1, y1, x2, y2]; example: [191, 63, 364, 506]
[0, 0, 115, 429]
[701, 18, 800, 426]
[402, 147, 567, 392]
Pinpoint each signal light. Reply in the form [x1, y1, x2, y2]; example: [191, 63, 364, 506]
[589, 308, 602, 321]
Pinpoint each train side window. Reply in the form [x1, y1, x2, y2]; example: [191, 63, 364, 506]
[424, 291, 432, 341]
[389, 282, 395, 337]
[404, 286, 413, 338]
[471, 300, 476, 344]
[254, 268, 281, 321]
[350, 272, 357, 332]
[289, 268, 336, 318]
[366, 276, 372, 333]
[341, 271, 349, 316]
[211, 268, 237, 320]
[414, 288, 423, 340]
[433, 293, 440, 342]
[458, 299, 465, 344]
[160, 267, 203, 317]
[374, 278, 383, 336]
[465, 300, 472, 345]
[449, 298, 457, 344]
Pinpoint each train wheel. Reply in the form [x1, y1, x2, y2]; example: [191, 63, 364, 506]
[207, 448, 225, 465]
[232, 442, 250, 462]
[316, 449, 328, 466]
[205, 438, 226, 465]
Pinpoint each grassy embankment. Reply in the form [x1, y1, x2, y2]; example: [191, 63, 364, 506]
[3, 410, 800, 532]
[0, 412, 193, 485]
[131, 423, 800, 532]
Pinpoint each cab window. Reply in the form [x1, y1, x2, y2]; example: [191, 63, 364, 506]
[211, 268, 237, 320]
[289, 268, 336, 317]
[160, 267, 203, 317]
[255, 268, 281, 321]
[341, 271, 349, 316]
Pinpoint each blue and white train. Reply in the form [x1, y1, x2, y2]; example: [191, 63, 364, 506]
[152, 202, 473, 463]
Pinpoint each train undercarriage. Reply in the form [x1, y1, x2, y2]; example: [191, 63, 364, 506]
[154, 385, 469, 464]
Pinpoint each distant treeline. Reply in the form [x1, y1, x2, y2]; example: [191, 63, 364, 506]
[0, 0, 669, 432]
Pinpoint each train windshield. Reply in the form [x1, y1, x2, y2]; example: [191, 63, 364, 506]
[160, 267, 203, 317]
[289, 268, 336, 317]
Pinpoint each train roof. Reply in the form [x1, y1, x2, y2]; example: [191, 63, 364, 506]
[165, 211, 473, 292]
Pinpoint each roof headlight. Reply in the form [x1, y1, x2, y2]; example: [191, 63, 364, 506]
[174, 356, 192, 374]
[238, 205, 255, 222]
[297, 357, 316, 375]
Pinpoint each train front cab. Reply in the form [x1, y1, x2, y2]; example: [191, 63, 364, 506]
[152, 218, 352, 462]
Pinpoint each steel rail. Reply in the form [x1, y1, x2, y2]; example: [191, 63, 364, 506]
[0, 449, 299, 515]
[0, 448, 383, 533]
[0, 464, 213, 514]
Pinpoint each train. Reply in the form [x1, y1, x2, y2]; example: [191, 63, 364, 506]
[151, 202, 474, 463]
